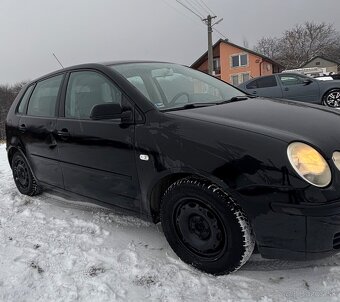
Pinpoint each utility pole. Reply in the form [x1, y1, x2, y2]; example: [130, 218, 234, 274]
[203, 15, 216, 75]
[203, 15, 223, 75]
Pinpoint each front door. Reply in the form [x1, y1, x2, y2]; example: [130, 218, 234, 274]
[56, 70, 140, 211]
[19, 74, 64, 188]
[278, 74, 320, 103]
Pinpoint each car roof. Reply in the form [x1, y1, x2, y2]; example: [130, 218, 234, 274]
[31, 60, 176, 83]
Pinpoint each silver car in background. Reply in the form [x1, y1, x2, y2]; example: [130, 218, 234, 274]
[238, 73, 340, 108]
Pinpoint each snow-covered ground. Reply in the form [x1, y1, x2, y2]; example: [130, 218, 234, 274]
[1, 144, 340, 302]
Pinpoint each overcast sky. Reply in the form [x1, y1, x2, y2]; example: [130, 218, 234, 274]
[1, 0, 340, 84]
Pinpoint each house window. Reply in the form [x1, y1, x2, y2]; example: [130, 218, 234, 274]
[231, 54, 248, 67]
[231, 75, 239, 86]
[213, 58, 220, 73]
[242, 73, 250, 83]
[316, 62, 321, 66]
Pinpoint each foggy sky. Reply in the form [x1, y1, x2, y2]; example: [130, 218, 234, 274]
[1, 0, 340, 84]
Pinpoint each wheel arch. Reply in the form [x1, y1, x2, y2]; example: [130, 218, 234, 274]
[322, 87, 340, 104]
[148, 170, 232, 223]
[7, 138, 27, 167]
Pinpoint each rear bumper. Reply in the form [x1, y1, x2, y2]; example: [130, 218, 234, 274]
[256, 200, 340, 260]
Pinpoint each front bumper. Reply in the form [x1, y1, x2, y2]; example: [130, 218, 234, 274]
[256, 200, 340, 260]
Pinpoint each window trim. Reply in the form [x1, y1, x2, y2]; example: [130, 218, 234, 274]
[231, 53, 249, 68]
[25, 73, 65, 118]
[230, 73, 251, 86]
[213, 57, 221, 74]
[241, 73, 250, 83]
[231, 74, 239, 86]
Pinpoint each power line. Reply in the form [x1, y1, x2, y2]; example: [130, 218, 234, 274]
[160, 0, 204, 26]
[173, 0, 230, 73]
[175, 0, 204, 20]
[191, 0, 211, 15]
[213, 27, 228, 40]
[197, 0, 216, 16]
[183, 0, 207, 17]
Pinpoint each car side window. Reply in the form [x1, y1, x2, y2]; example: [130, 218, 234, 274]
[256, 76, 277, 88]
[65, 71, 122, 119]
[17, 85, 35, 114]
[279, 75, 304, 86]
[27, 75, 63, 117]
[246, 80, 258, 89]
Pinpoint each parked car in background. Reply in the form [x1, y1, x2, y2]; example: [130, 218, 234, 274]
[239, 73, 340, 107]
[315, 76, 334, 81]
[6, 61, 340, 275]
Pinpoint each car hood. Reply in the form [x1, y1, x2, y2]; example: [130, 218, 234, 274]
[167, 98, 340, 156]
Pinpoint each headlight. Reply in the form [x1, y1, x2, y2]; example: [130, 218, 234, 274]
[332, 152, 340, 171]
[287, 142, 331, 187]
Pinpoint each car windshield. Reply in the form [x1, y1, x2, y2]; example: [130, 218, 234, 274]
[110, 62, 246, 111]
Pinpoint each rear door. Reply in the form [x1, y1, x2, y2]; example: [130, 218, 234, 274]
[278, 74, 320, 103]
[19, 74, 64, 188]
[56, 70, 140, 211]
[245, 75, 283, 98]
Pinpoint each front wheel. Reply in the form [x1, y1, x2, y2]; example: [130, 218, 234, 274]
[12, 152, 40, 196]
[160, 178, 254, 275]
[323, 89, 340, 108]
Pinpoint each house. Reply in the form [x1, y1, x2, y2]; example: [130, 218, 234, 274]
[191, 39, 284, 85]
[301, 56, 340, 75]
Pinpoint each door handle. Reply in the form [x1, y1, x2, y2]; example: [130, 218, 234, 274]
[56, 128, 70, 138]
[19, 124, 26, 132]
[284, 88, 289, 91]
[252, 91, 257, 94]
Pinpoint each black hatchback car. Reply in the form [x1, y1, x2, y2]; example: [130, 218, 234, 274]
[6, 61, 340, 275]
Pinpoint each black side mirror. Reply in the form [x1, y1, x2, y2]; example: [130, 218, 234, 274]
[303, 79, 313, 86]
[90, 103, 122, 120]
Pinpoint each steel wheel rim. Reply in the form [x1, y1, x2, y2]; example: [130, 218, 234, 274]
[13, 158, 29, 189]
[325, 91, 340, 107]
[174, 197, 227, 259]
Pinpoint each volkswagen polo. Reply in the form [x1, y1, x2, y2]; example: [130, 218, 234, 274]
[6, 61, 340, 275]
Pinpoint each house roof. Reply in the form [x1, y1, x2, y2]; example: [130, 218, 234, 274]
[191, 39, 284, 69]
[301, 56, 340, 67]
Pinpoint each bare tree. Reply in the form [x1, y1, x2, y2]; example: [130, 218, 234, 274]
[254, 37, 281, 59]
[254, 22, 340, 69]
[0, 82, 26, 141]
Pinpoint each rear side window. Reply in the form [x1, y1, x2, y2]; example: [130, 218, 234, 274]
[65, 71, 122, 119]
[27, 75, 63, 117]
[246, 80, 257, 89]
[256, 76, 277, 88]
[17, 85, 34, 114]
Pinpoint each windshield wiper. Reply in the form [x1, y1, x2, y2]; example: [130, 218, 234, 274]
[217, 95, 256, 105]
[162, 102, 216, 112]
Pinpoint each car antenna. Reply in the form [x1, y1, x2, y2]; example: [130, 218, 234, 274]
[52, 53, 64, 69]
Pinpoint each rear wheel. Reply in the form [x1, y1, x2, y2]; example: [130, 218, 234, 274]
[160, 178, 254, 275]
[323, 89, 340, 107]
[12, 152, 40, 196]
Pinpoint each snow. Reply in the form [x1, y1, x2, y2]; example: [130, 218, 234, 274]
[1, 144, 340, 301]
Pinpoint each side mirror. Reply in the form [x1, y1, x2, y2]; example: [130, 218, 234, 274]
[90, 103, 122, 120]
[303, 79, 313, 86]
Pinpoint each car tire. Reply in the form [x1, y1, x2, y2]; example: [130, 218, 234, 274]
[11, 152, 40, 196]
[160, 177, 255, 275]
[323, 89, 340, 107]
